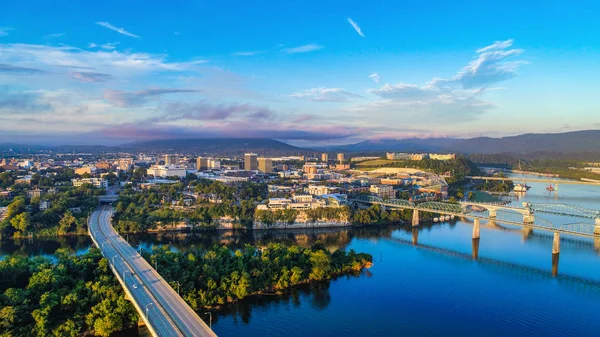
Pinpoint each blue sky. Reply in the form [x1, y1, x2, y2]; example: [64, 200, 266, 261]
[1, 0, 600, 146]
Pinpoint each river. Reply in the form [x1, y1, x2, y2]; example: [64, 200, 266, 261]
[1, 173, 600, 336]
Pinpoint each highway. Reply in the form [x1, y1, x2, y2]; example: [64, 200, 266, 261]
[466, 176, 600, 186]
[89, 207, 216, 337]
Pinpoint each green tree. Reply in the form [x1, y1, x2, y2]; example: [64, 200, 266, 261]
[58, 211, 76, 235]
[10, 212, 31, 234]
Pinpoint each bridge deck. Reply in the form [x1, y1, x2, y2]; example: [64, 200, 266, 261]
[89, 207, 216, 337]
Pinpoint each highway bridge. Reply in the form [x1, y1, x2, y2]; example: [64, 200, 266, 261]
[89, 207, 216, 337]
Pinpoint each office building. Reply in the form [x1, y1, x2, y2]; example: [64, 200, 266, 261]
[208, 158, 221, 170]
[147, 165, 187, 178]
[72, 178, 108, 188]
[370, 184, 395, 199]
[258, 158, 273, 173]
[321, 153, 329, 162]
[337, 153, 345, 164]
[164, 154, 179, 165]
[244, 153, 258, 171]
[117, 158, 133, 171]
[197, 157, 209, 171]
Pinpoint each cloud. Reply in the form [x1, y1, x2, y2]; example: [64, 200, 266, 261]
[282, 44, 323, 54]
[0, 63, 48, 74]
[95, 22, 140, 38]
[347, 18, 365, 37]
[88, 42, 98, 48]
[100, 42, 119, 50]
[0, 90, 52, 112]
[104, 88, 200, 107]
[289, 88, 362, 102]
[45, 33, 65, 39]
[369, 73, 380, 83]
[453, 39, 525, 89]
[232, 51, 261, 56]
[0, 28, 13, 36]
[0, 44, 208, 74]
[362, 39, 525, 123]
[70, 71, 115, 83]
[147, 101, 276, 123]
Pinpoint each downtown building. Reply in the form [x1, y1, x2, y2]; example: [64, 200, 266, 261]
[258, 158, 273, 173]
[244, 153, 258, 171]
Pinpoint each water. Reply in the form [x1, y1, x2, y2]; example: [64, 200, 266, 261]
[1, 173, 600, 336]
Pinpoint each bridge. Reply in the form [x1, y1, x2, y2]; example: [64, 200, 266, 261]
[466, 175, 600, 190]
[352, 195, 600, 256]
[89, 207, 216, 337]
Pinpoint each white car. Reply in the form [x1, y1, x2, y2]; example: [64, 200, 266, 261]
[133, 284, 138, 289]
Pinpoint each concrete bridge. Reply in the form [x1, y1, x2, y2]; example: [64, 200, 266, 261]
[89, 207, 217, 337]
[351, 195, 600, 258]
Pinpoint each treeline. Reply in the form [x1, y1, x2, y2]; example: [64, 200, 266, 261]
[143, 243, 372, 310]
[0, 185, 100, 239]
[255, 208, 299, 225]
[0, 248, 138, 337]
[113, 180, 267, 232]
[468, 154, 600, 181]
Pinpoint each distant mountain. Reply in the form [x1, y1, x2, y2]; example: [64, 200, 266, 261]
[331, 130, 600, 154]
[448, 130, 600, 154]
[126, 138, 303, 154]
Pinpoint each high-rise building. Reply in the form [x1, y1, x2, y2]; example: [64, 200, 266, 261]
[337, 153, 345, 164]
[321, 153, 329, 162]
[196, 157, 209, 171]
[117, 158, 133, 171]
[244, 153, 258, 171]
[164, 154, 179, 165]
[208, 159, 221, 170]
[258, 158, 273, 173]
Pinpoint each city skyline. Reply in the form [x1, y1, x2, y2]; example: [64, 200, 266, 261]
[1, 1, 600, 146]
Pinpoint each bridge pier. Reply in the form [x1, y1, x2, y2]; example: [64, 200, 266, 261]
[552, 253, 560, 277]
[521, 227, 533, 242]
[412, 228, 419, 245]
[552, 232, 560, 255]
[412, 209, 420, 227]
[472, 218, 480, 239]
[472, 238, 480, 260]
[488, 209, 497, 218]
[523, 213, 535, 224]
[594, 218, 600, 235]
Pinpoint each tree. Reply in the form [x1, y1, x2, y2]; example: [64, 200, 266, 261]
[10, 212, 31, 234]
[58, 211, 76, 235]
[309, 250, 331, 281]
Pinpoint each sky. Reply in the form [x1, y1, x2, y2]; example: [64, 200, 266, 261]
[1, 0, 600, 146]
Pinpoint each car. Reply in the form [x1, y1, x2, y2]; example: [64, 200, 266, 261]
[133, 284, 138, 289]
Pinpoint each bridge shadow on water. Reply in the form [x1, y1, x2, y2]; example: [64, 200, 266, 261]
[383, 236, 600, 297]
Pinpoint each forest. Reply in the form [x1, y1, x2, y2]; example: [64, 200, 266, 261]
[142, 243, 373, 310]
[0, 248, 138, 337]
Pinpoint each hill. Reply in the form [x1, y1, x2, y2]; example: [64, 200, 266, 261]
[333, 130, 600, 155]
[125, 138, 303, 154]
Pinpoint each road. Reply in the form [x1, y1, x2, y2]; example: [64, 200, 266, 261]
[89, 207, 216, 337]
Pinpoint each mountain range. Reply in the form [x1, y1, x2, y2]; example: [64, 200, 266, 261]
[1, 130, 599, 155]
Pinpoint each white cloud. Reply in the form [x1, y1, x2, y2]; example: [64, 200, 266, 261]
[95, 22, 140, 38]
[347, 18, 365, 37]
[360, 39, 525, 123]
[369, 73, 380, 83]
[0, 28, 13, 36]
[104, 88, 200, 107]
[282, 44, 323, 54]
[232, 51, 260, 56]
[100, 42, 119, 50]
[289, 88, 362, 102]
[0, 44, 208, 75]
[88, 42, 98, 48]
[45, 33, 65, 39]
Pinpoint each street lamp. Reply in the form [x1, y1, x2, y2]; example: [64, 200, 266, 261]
[205, 312, 212, 329]
[145, 303, 154, 320]
[112, 255, 120, 267]
[123, 270, 132, 282]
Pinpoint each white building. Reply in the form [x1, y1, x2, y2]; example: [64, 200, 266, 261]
[147, 165, 187, 178]
[72, 178, 108, 188]
[370, 184, 395, 199]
